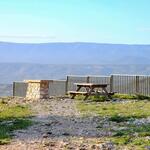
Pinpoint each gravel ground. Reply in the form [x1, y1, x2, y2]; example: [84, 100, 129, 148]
[0, 98, 115, 150]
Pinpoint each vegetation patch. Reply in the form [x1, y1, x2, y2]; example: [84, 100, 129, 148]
[75, 93, 150, 102]
[76, 99, 150, 149]
[112, 93, 137, 99]
[110, 124, 150, 149]
[112, 93, 150, 100]
[77, 100, 150, 119]
[0, 98, 33, 144]
[75, 95, 107, 102]
[109, 115, 134, 123]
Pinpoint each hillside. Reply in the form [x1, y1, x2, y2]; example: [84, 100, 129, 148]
[0, 63, 150, 84]
[0, 42, 150, 64]
[0, 84, 12, 96]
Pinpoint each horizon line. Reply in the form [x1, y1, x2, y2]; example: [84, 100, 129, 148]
[0, 41, 150, 46]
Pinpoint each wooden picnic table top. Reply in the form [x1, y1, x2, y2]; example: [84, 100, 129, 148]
[74, 83, 109, 87]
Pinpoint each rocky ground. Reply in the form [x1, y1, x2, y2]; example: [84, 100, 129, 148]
[0, 98, 115, 150]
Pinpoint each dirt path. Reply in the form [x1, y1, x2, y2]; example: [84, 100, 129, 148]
[0, 98, 114, 150]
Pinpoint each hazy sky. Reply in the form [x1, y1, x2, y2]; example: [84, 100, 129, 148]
[0, 0, 150, 44]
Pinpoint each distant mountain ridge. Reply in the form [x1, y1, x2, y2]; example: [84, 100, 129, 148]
[0, 42, 150, 64]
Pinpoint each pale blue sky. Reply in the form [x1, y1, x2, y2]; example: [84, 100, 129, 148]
[0, 0, 150, 44]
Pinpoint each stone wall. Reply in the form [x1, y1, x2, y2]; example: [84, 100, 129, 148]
[25, 80, 49, 99]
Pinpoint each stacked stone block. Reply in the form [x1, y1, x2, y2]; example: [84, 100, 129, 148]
[25, 80, 49, 99]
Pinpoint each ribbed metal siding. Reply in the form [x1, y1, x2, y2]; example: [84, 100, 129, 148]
[13, 82, 28, 97]
[112, 75, 137, 94]
[67, 75, 88, 91]
[89, 76, 110, 92]
[139, 76, 150, 96]
[48, 80, 66, 96]
[13, 75, 150, 97]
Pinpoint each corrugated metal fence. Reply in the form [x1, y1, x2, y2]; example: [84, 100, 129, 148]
[66, 75, 110, 92]
[111, 75, 137, 94]
[13, 82, 28, 97]
[48, 80, 66, 96]
[13, 74, 150, 97]
[139, 76, 150, 96]
[111, 75, 150, 95]
[66, 76, 88, 92]
[13, 80, 66, 97]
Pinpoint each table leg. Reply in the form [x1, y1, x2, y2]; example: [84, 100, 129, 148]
[102, 87, 112, 99]
[71, 86, 82, 99]
[84, 87, 94, 100]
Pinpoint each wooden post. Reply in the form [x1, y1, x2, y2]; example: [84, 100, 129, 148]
[65, 76, 69, 94]
[110, 75, 113, 93]
[87, 76, 90, 83]
[13, 82, 15, 96]
[136, 75, 139, 94]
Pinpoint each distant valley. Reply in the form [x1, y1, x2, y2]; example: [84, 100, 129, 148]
[0, 63, 150, 84]
[0, 84, 12, 96]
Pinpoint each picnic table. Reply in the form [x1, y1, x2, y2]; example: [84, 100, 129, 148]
[68, 83, 113, 100]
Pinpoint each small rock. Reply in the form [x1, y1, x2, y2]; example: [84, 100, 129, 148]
[79, 147, 88, 150]
[42, 133, 48, 138]
[91, 144, 98, 149]
[66, 145, 76, 150]
[45, 141, 56, 147]
[99, 142, 115, 150]
[145, 146, 150, 150]
[79, 148, 87, 150]
[62, 132, 70, 136]
[47, 131, 52, 135]
[45, 123, 52, 126]
[0, 120, 14, 126]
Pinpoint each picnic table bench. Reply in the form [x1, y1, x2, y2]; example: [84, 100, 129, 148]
[68, 83, 113, 100]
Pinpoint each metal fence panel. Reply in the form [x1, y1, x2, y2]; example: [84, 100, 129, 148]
[49, 80, 66, 96]
[89, 76, 110, 92]
[67, 75, 88, 91]
[112, 75, 137, 94]
[139, 76, 150, 96]
[13, 82, 28, 97]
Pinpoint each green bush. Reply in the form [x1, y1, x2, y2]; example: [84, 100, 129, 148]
[109, 115, 134, 123]
[112, 94, 137, 99]
[113, 93, 150, 100]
